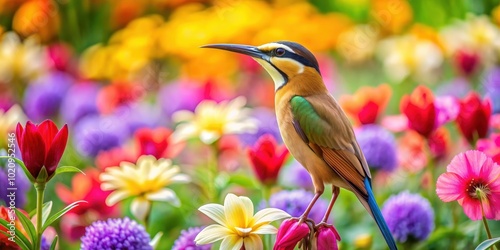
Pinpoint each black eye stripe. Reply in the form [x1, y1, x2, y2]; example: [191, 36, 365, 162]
[281, 52, 321, 74]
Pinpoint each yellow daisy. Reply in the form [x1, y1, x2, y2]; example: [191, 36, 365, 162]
[195, 193, 290, 250]
[100, 155, 190, 221]
[172, 96, 258, 144]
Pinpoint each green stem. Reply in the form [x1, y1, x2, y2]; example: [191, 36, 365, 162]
[482, 215, 493, 240]
[34, 182, 46, 250]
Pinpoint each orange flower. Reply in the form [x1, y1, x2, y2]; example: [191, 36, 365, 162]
[12, 0, 59, 41]
[371, 0, 413, 34]
[340, 84, 392, 125]
[0, 206, 28, 250]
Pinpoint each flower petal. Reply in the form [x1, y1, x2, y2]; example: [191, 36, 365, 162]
[44, 124, 68, 175]
[145, 188, 180, 206]
[461, 196, 482, 220]
[243, 234, 263, 250]
[105, 190, 130, 206]
[253, 208, 290, 225]
[130, 197, 151, 221]
[200, 130, 220, 144]
[194, 224, 231, 245]
[224, 193, 253, 228]
[436, 172, 465, 202]
[220, 235, 243, 250]
[21, 121, 46, 178]
[199, 204, 227, 226]
[253, 224, 278, 235]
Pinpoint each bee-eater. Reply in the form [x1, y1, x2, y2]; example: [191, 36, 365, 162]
[203, 41, 398, 250]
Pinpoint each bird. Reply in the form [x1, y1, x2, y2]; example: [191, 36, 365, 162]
[202, 41, 398, 250]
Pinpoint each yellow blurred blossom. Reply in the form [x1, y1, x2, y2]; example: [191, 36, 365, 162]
[371, 0, 413, 34]
[354, 233, 373, 249]
[194, 193, 290, 249]
[441, 15, 500, 66]
[12, 0, 59, 42]
[0, 105, 26, 148]
[337, 24, 380, 63]
[100, 155, 190, 221]
[80, 15, 164, 80]
[172, 96, 257, 144]
[377, 34, 443, 83]
[0, 32, 46, 83]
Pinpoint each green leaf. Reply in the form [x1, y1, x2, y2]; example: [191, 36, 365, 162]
[0, 218, 32, 250]
[227, 173, 259, 189]
[0, 156, 34, 183]
[41, 201, 53, 226]
[42, 200, 87, 231]
[476, 237, 500, 250]
[13, 208, 36, 244]
[49, 235, 58, 250]
[36, 167, 49, 183]
[55, 165, 85, 176]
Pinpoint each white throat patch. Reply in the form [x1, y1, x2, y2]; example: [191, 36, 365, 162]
[254, 58, 285, 91]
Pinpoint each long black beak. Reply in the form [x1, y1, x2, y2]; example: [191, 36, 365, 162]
[201, 44, 268, 60]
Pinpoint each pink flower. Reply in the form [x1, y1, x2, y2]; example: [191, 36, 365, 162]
[436, 150, 500, 220]
[274, 218, 310, 250]
[313, 225, 340, 250]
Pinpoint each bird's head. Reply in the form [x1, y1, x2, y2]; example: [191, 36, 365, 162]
[202, 41, 322, 92]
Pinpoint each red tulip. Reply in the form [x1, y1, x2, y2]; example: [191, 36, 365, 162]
[274, 218, 310, 250]
[313, 225, 340, 250]
[400, 86, 436, 137]
[247, 134, 289, 185]
[454, 49, 480, 76]
[16, 120, 68, 182]
[456, 92, 491, 145]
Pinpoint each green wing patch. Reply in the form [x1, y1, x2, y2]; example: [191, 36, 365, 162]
[290, 95, 331, 147]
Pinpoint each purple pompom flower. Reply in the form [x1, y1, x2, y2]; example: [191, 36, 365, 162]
[484, 67, 500, 114]
[355, 124, 397, 172]
[81, 217, 152, 250]
[239, 107, 282, 146]
[61, 82, 100, 125]
[74, 115, 129, 157]
[382, 191, 434, 243]
[114, 103, 164, 135]
[279, 160, 314, 190]
[172, 227, 211, 250]
[23, 71, 73, 122]
[264, 189, 328, 223]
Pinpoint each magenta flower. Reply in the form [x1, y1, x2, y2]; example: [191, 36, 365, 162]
[313, 225, 340, 250]
[274, 218, 310, 250]
[436, 150, 500, 220]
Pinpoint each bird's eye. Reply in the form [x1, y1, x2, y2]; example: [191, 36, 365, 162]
[275, 48, 286, 56]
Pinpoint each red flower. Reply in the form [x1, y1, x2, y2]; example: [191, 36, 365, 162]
[456, 92, 491, 145]
[247, 134, 289, 185]
[56, 169, 118, 241]
[428, 128, 450, 160]
[16, 120, 68, 182]
[454, 49, 480, 76]
[477, 133, 500, 165]
[135, 127, 184, 159]
[274, 218, 310, 250]
[340, 84, 392, 125]
[400, 86, 436, 137]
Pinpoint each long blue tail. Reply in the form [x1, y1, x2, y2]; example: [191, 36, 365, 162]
[364, 178, 398, 250]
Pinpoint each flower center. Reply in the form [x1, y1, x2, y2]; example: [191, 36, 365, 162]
[466, 178, 490, 200]
[234, 227, 253, 237]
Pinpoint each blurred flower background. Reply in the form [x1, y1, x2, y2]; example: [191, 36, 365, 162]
[0, 0, 500, 249]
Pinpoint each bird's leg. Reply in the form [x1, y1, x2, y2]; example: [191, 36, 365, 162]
[320, 186, 340, 223]
[299, 191, 323, 223]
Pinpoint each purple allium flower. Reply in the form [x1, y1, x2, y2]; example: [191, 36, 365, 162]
[114, 103, 164, 135]
[382, 191, 434, 243]
[265, 189, 328, 223]
[74, 115, 128, 157]
[279, 160, 314, 190]
[41, 236, 50, 250]
[81, 217, 152, 250]
[61, 82, 99, 125]
[239, 108, 281, 146]
[23, 71, 73, 122]
[172, 227, 211, 250]
[484, 67, 500, 114]
[355, 124, 397, 172]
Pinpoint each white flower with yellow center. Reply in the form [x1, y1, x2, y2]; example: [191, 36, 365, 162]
[172, 96, 258, 144]
[100, 155, 190, 221]
[195, 193, 290, 250]
[0, 32, 46, 83]
[441, 15, 500, 66]
[0, 105, 26, 148]
[377, 35, 443, 83]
